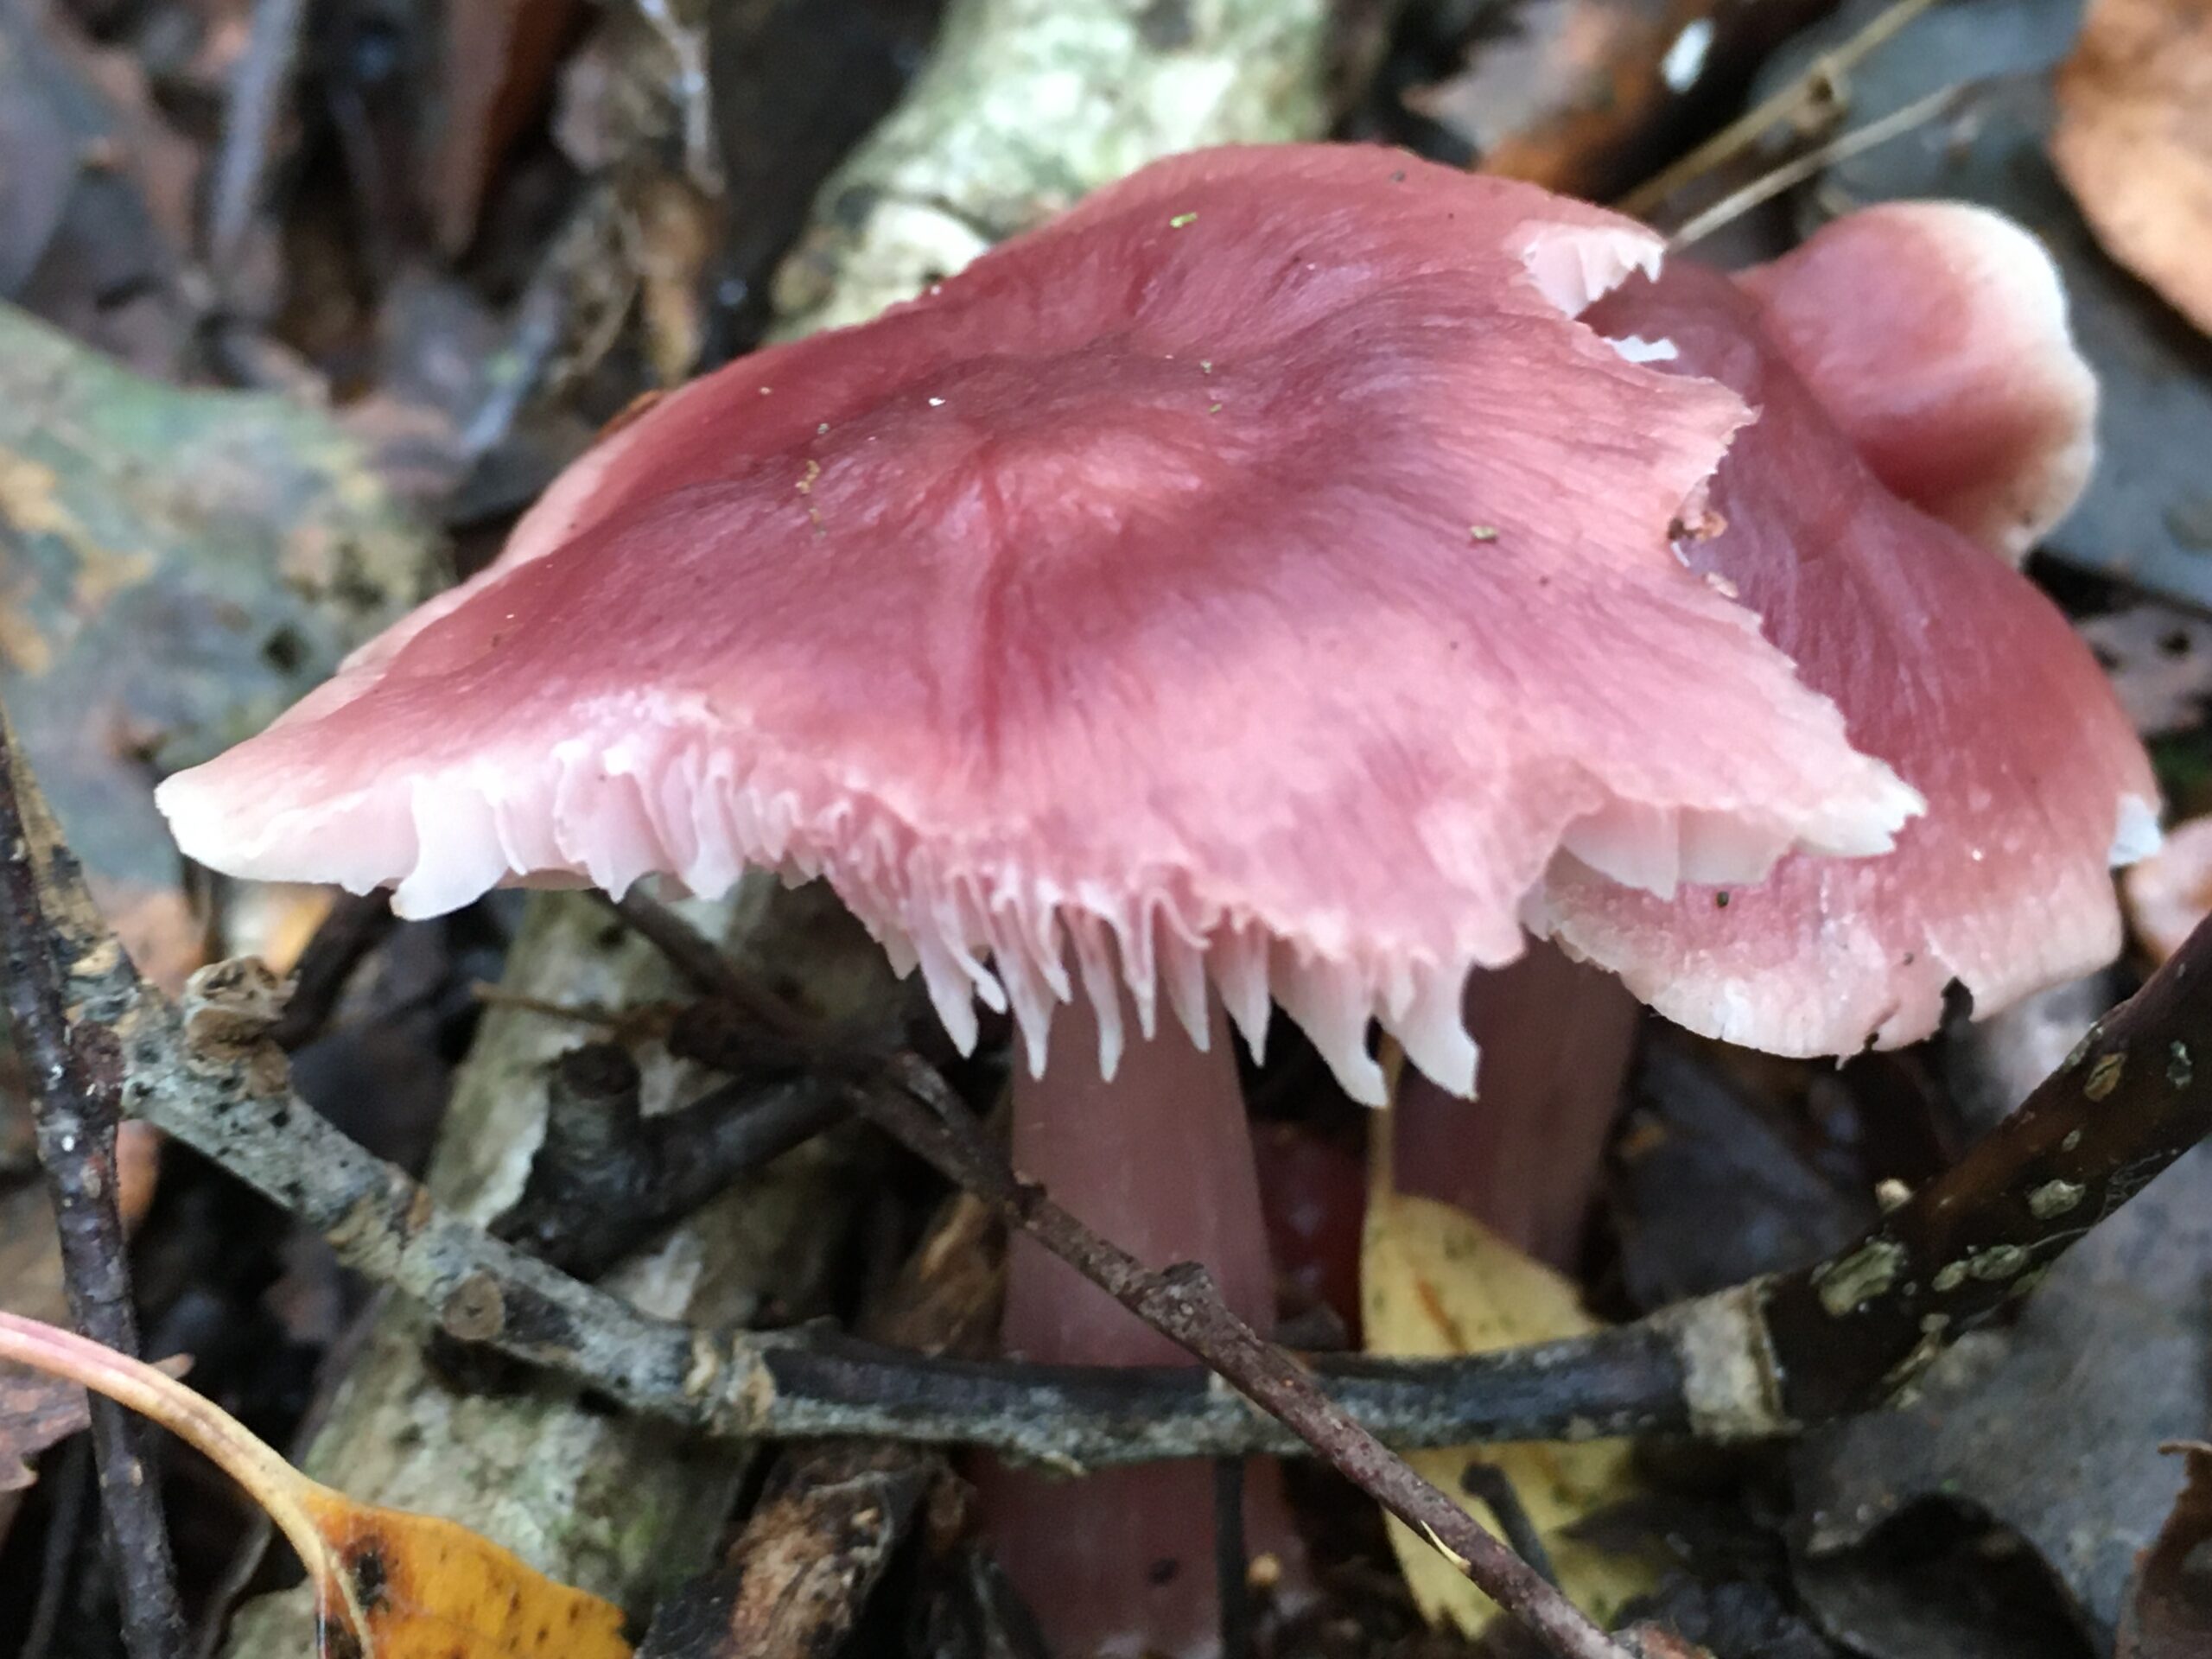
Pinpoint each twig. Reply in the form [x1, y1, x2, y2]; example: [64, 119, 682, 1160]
[493, 1043, 852, 1279]
[1461, 1463, 1559, 1588]
[1214, 1457, 1252, 1659]
[1615, 0, 1938, 219]
[266, 892, 397, 1051]
[853, 1064, 1629, 1659]
[0, 709, 186, 1659]
[205, 0, 312, 288]
[605, 888, 814, 1046]
[1666, 83, 1968, 251]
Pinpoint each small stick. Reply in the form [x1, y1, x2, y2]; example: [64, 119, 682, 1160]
[205, 0, 312, 285]
[1615, 0, 1938, 219]
[1214, 1457, 1252, 1659]
[855, 1063, 1630, 1659]
[1461, 1462, 1559, 1588]
[266, 893, 398, 1051]
[1667, 83, 1968, 251]
[605, 888, 818, 1045]
[0, 709, 186, 1659]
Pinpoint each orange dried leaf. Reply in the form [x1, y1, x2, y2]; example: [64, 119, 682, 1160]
[2053, 0, 2212, 337]
[0, 1313, 631, 1659]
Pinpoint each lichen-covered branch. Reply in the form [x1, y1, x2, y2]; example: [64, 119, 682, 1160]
[1754, 915, 2212, 1424]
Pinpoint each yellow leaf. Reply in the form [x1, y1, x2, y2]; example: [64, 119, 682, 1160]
[0, 1313, 630, 1659]
[1360, 1185, 1657, 1637]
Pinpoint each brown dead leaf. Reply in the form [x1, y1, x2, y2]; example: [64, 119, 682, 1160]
[2118, 1443, 2212, 1657]
[0, 1351, 192, 1490]
[0, 1313, 631, 1659]
[0, 1363, 92, 1491]
[1409, 0, 1825, 200]
[2053, 0, 2212, 337]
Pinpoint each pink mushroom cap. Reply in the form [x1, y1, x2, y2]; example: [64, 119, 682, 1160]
[156, 144, 1924, 1103]
[1537, 205, 2158, 1055]
[1733, 203, 2098, 563]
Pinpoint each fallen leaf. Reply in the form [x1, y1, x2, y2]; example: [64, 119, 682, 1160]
[1608, 1034, 1877, 1312]
[0, 1363, 91, 1491]
[2119, 1443, 2212, 1658]
[0, 4, 200, 377]
[0, 1351, 192, 1490]
[429, 0, 587, 256]
[2052, 0, 2212, 337]
[1406, 0, 1826, 200]
[0, 301, 437, 991]
[0, 1312, 632, 1659]
[1361, 1178, 1656, 1635]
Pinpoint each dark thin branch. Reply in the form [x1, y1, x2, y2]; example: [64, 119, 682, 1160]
[1756, 918, 2212, 1421]
[1461, 1463, 1560, 1589]
[602, 889, 763, 1012]
[851, 1063, 1628, 1659]
[266, 892, 397, 1051]
[205, 0, 310, 285]
[0, 709, 186, 1659]
[492, 1042, 851, 1279]
[1214, 1458, 1252, 1659]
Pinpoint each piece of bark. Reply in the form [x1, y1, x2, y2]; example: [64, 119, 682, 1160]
[638, 1192, 1002, 1659]
[222, 880, 897, 1653]
[768, 0, 1337, 336]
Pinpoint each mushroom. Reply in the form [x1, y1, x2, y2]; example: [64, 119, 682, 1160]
[1395, 202, 2158, 1262]
[156, 145, 1926, 1656]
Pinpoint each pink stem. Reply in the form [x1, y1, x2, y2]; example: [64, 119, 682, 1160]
[976, 995, 1305, 1659]
[1394, 944, 1641, 1267]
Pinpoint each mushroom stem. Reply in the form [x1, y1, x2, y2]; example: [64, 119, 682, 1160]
[977, 994, 1304, 1659]
[1394, 944, 1641, 1267]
